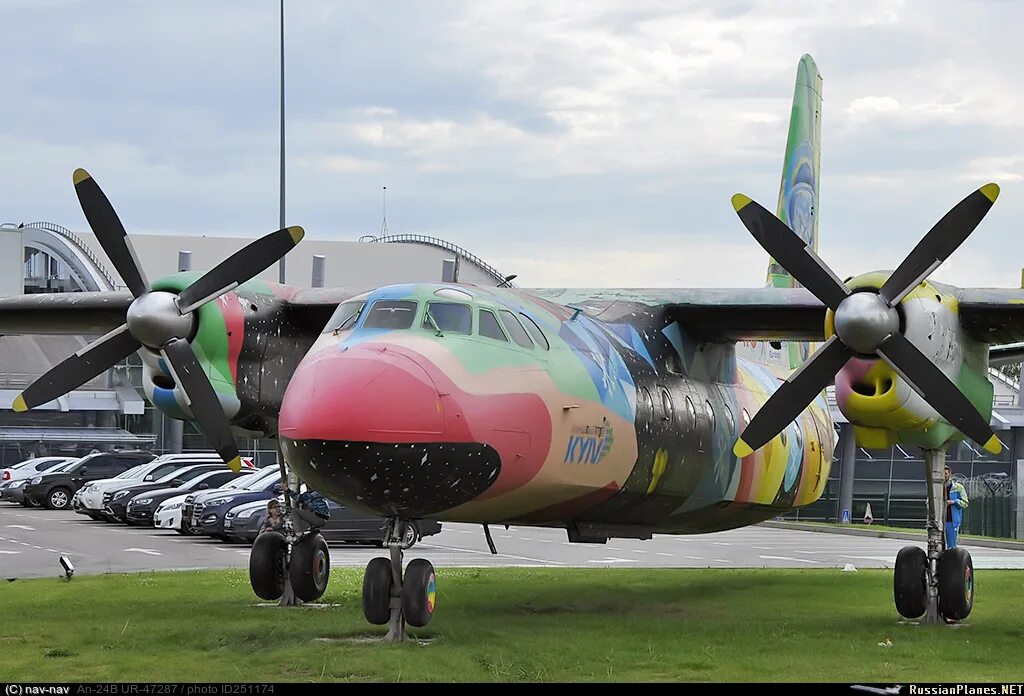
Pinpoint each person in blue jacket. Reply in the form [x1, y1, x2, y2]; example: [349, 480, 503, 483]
[944, 465, 969, 549]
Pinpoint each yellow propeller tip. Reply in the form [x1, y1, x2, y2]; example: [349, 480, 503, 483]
[980, 183, 1000, 203]
[288, 226, 304, 244]
[733, 439, 754, 458]
[12, 394, 27, 413]
[72, 168, 91, 185]
[227, 456, 242, 473]
[983, 435, 1002, 455]
[731, 194, 753, 212]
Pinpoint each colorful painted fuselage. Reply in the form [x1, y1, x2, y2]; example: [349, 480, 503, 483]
[276, 283, 833, 533]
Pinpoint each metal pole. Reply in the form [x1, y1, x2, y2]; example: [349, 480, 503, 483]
[277, 0, 287, 284]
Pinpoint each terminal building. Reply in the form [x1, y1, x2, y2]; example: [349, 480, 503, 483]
[0, 220, 1020, 537]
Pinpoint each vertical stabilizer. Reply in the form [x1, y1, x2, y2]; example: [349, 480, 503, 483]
[767, 54, 823, 368]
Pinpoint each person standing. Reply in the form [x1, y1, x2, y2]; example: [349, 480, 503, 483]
[944, 465, 969, 549]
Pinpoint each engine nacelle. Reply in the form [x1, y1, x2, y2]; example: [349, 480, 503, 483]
[829, 273, 993, 450]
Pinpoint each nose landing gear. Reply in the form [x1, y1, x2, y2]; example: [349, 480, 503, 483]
[893, 447, 974, 624]
[361, 519, 436, 641]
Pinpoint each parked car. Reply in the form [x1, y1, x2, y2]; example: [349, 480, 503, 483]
[186, 467, 284, 540]
[124, 469, 250, 525]
[73, 453, 246, 520]
[23, 451, 155, 510]
[103, 463, 232, 521]
[223, 496, 441, 547]
[153, 470, 262, 534]
[1, 460, 80, 505]
[1, 457, 77, 486]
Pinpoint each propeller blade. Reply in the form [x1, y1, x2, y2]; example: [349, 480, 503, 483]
[876, 332, 1001, 454]
[732, 194, 850, 310]
[879, 184, 1000, 306]
[734, 335, 852, 457]
[73, 169, 150, 298]
[160, 338, 242, 472]
[176, 226, 305, 313]
[13, 325, 141, 412]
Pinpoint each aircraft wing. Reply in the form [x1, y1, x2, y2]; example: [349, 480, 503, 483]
[534, 287, 827, 341]
[0, 291, 133, 335]
[535, 286, 1024, 346]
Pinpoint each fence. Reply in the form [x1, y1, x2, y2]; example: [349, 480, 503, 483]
[961, 474, 1016, 539]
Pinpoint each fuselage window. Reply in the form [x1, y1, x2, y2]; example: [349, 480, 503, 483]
[478, 309, 508, 342]
[660, 387, 673, 423]
[362, 300, 419, 329]
[519, 313, 550, 350]
[794, 425, 803, 450]
[423, 302, 472, 334]
[322, 300, 365, 333]
[684, 395, 696, 430]
[741, 408, 751, 426]
[499, 310, 534, 349]
[705, 400, 716, 431]
[724, 404, 735, 432]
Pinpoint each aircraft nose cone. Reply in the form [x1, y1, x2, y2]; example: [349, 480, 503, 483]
[279, 347, 444, 442]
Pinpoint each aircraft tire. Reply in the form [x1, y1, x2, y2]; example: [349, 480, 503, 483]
[249, 531, 287, 600]
[402, 559, 436, 628]
[893, 545, 927, 619]
[362, 557, 392, 625]
[938, 547, 974, 621]
[290, 533, 330, 602]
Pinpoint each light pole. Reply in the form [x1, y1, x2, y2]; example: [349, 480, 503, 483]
[277, 0, 287, 284]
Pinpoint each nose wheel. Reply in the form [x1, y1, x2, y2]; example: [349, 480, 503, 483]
[893, 448, 973, 624]
[362, 519, 436, 641]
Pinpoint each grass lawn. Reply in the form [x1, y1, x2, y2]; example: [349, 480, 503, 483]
[2, 567, 1024, 682]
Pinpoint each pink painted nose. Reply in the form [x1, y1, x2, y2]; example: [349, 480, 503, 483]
[279, 346, 445, 443]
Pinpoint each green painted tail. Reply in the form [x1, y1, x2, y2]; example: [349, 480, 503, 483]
[766, 54, 823, 369]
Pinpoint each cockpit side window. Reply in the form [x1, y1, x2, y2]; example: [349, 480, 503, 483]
[519, 313, 549, 350]
[499, 310, 534, 349]
[423, 302, 472, 334]
[478, 309, 508, 342]
[322, 300, 366, 334]
[362, 300, 419, 329]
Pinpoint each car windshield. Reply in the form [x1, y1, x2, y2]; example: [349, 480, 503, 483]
[243, 470, 280, 491]
[47, 461, 78, 474]
[164, 468, 215, 487]
[225, 474, 257, 489]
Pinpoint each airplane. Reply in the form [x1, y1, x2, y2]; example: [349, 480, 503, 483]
[3, 54, 1023, 639]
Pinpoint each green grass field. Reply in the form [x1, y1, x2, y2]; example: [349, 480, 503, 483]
[2, 567, 1023, 682]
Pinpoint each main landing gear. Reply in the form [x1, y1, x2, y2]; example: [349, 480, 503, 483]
[362, 519, 436, 641]
[248, 500, 331, 605]
[893, 447, 974, 624]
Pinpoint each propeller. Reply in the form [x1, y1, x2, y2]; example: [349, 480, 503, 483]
[13, 169, 304, 472]
[731, 183, 1001, 458]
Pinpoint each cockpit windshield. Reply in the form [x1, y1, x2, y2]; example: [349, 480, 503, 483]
[423, 302, 471, 334]
[362, 300, 419, 329]
[322, 300, 366, 334]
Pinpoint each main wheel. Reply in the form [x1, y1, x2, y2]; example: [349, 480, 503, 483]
[289, 534, 330, 602]
[249, 531, 288, 600]
[938, 547, 974, 621]
[893, 545, 928, 619]
[362, 557, 393, 625]
[402, 558, 437, 628]
[46, 487, 72, 510]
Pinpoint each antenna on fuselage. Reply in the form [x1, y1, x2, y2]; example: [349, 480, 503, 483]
[380, 186, 388, 237]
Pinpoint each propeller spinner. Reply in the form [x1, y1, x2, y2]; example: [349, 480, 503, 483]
[731, 183, 1001, 458]
[12, 169, 304, 472]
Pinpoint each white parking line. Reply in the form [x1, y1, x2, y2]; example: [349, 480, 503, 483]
[0, 550, 18, 554]
[6, 525, 35, 531]
[759, 555, 818, 564]
[657, 552, 673, 557]
[124, 548, 162, 556]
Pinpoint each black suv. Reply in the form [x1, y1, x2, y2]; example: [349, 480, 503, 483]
[24, 451, 155, 510]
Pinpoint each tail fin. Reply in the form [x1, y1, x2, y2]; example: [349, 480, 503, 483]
[766, 54, 823, 368]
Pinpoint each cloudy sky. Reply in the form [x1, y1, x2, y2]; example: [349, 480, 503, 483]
[2, 0, 1023, 288]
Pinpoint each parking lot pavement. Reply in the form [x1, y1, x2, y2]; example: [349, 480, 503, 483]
[4, 502, 1024, 579]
